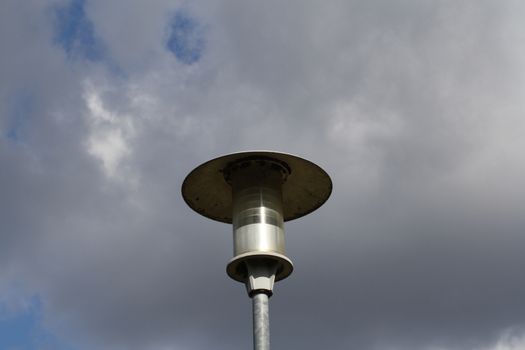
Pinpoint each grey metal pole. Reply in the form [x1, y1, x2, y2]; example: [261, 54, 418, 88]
[252, 292, 270, 350]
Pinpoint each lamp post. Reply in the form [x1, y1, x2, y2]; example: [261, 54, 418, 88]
[182, 151, 332, 350]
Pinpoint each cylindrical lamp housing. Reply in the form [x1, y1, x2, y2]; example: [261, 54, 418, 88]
[224, 157, 293, 284]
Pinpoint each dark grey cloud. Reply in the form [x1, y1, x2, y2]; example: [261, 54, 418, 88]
[1, 1, 525, 349]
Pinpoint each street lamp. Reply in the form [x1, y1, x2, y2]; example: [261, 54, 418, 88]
[182, 151, 332, 350]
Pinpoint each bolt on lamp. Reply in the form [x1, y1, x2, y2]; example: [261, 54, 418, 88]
[182, 151, 332, 350]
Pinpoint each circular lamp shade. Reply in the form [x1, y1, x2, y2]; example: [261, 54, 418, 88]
[182, 151, 332, 224]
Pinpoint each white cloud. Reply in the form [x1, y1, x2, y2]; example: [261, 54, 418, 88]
[84, 80, 134, 178]
[480, 329, 525, 350]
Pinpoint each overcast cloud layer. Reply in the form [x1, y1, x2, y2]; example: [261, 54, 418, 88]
[2, 1, 525, 349]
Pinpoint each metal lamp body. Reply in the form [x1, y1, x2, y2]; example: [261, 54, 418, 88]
[182, 151, 332, 290]
[232, 173, 285, 258]
[233, 184, 285, 256]
[225, 158, 293, 294]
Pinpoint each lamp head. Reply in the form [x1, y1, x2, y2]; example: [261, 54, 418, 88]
[182, 151, 332, 295]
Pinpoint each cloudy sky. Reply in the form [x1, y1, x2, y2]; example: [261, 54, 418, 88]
[2, 0, 525, 349]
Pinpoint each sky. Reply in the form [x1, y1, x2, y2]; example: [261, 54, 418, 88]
[1, 0, 525, 349]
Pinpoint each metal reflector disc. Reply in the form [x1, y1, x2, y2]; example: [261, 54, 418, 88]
[181, 151, 332, 223]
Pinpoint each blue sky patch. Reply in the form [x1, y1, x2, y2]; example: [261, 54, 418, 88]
[166, 11, 205, 64]
[53, 0, 105, 61]
[6, 92, 33, 143]
[0, 305, 37, 349]
[0, 297, 70, 350]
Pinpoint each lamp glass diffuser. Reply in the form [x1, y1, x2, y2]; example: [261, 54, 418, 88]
[225, 157, 292, 283]
[229, 159, 286, 256]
